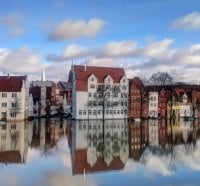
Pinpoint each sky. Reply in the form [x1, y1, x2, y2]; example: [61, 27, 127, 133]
[1, 0, 200, 82]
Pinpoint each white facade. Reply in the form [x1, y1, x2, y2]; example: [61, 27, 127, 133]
[0, 121, 28, 163]
[72, 69, 129, 120]
[0, 78, 30, 121]
[149, 92, 158, 118]
[72, 120, 129, 167]
[148, 119, 159, 147]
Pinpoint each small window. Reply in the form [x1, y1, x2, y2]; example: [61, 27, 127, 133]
[2, 93, 7, 98]
[83, 110, 86, 115]
[11, 102, 17, 108]
[79, 110, 82, 115]
[90, 84, 95, 89]
[12, 93, 17, 98]
[2, 103, 7, 107]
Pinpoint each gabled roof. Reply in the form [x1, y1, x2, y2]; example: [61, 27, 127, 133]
[73, 65, 126, 91]
[57, 81, 72, 89]
[0, 75, 26, 92]
[129, 77, 144, 90]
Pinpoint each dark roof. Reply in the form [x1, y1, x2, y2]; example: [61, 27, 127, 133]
[74, 65, 125, 91]
[57, 81, 72, 89]
[0, 76, 26, 92]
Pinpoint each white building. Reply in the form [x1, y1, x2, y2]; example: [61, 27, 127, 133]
[70, 65, 129, 120]
[0, 76, 30, 121]
[0, 121, 28, 164]
[149, 92, 158, 118]
[71, 120, 129, 174]
[180, 93, 191, 118]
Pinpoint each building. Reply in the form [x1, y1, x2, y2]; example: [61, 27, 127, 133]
[129, 77, 148, 120]
[149, 92, 159, 118]
[0, 75, 30, 121]
[0, 121, 28, 164]
[71, 120, 128, 174]
[70, 65, 129, 120]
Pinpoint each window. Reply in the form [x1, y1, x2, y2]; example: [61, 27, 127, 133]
[79, 110, 82, 115]
[10, 112, 17, 118]
[122, 85, 127, 90]
[2, 103, 7, 107]
[88, 93, 92, 97]
[2, 93, 7, 98]
[12, 93, 17, 98]
[98, 110, 101, 115]
[106, 110, 109, 114]
[11, 102, 17, 108]
[83, 110, 86, 115]
[91, 77, 94, 82]
[88, 110, 91, 115]
[90, 84, 95, 89]
[93, 110, 97, 115]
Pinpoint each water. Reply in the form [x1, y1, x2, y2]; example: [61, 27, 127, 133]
[0, 118, 200, 186]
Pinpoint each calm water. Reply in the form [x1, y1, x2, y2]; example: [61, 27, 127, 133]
[0, 118, 200, 186]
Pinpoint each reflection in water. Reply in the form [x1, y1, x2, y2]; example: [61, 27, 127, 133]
[71, 120, 129, 174]
[0, 121, 28, 164]
[0, 118, 200, 185]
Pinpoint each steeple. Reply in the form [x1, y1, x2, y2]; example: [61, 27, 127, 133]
[41, 65, 46, 81]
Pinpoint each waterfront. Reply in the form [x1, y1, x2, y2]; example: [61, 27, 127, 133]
[0, 119, 200, 186]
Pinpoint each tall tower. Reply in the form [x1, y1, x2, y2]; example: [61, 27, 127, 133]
[41, 66, 46, 81]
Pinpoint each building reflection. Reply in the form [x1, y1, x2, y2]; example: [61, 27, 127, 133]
[71, 120, 129, 175]
[28, 119, 70, 151]
[0, 121, 28, 164]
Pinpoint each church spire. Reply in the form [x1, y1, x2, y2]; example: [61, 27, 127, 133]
[41, 65, 46, 81]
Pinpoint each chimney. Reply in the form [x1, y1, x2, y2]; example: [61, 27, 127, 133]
[84, 63, 87, 72]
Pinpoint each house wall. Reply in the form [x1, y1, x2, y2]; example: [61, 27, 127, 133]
[149, 92, 158, 118]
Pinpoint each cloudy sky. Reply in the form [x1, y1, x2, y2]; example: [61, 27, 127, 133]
[1, 0, 200, 82]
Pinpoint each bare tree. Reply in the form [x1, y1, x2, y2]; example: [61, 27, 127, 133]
[149, 72, 173, 86]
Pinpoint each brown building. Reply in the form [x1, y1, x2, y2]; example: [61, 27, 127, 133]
[129, 77, 148, 119]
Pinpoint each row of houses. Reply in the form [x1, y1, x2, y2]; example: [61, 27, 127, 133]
[0, 64, 200, 121]
[0, 73, 71, 122]
[70, 65, 200, 120]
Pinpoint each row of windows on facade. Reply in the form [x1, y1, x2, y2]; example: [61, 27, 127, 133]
[78, 123, 126, 130]
[88, 101, 128, 107]
[130, 110, 148, 115]
[90, 77, 127, 83]
[1, 93, 18, 98]
[89, 84, 127, 90]
[1, 102, 18, 108]
[88, 92, 128, 98]
[149, 96, 158, 101]
[79, 109, 128, 115]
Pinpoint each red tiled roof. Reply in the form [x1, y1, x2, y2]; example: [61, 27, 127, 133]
[74, 65, 125, 91]
[0, 76, 26, 92]
[0, 151, 21, 163]
[73, 149, 125, 175]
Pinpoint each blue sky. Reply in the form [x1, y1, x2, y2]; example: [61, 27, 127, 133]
[1, 0, 200, 82]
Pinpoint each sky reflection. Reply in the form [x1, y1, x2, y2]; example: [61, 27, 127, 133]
[0, 119, 200, 186]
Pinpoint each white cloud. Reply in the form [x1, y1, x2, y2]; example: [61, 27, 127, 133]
[0, 47, 42, 74]
[100, 41, 137, 57]
[172, 12, 200, 30]
[47, 45, 92, 62]
[48, 18, 105, 41]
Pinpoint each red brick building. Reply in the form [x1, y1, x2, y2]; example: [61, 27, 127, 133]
[129, 77, 148, 120]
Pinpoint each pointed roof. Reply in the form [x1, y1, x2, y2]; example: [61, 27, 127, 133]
[41, 66, 46, 81]
[73, 65, 126, 91]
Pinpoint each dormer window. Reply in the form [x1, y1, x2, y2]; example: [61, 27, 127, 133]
[91, 77, 94, 82]
[108, 78, 110, 83]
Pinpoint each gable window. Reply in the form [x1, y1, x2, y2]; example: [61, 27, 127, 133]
[90, 84, 95, 89]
